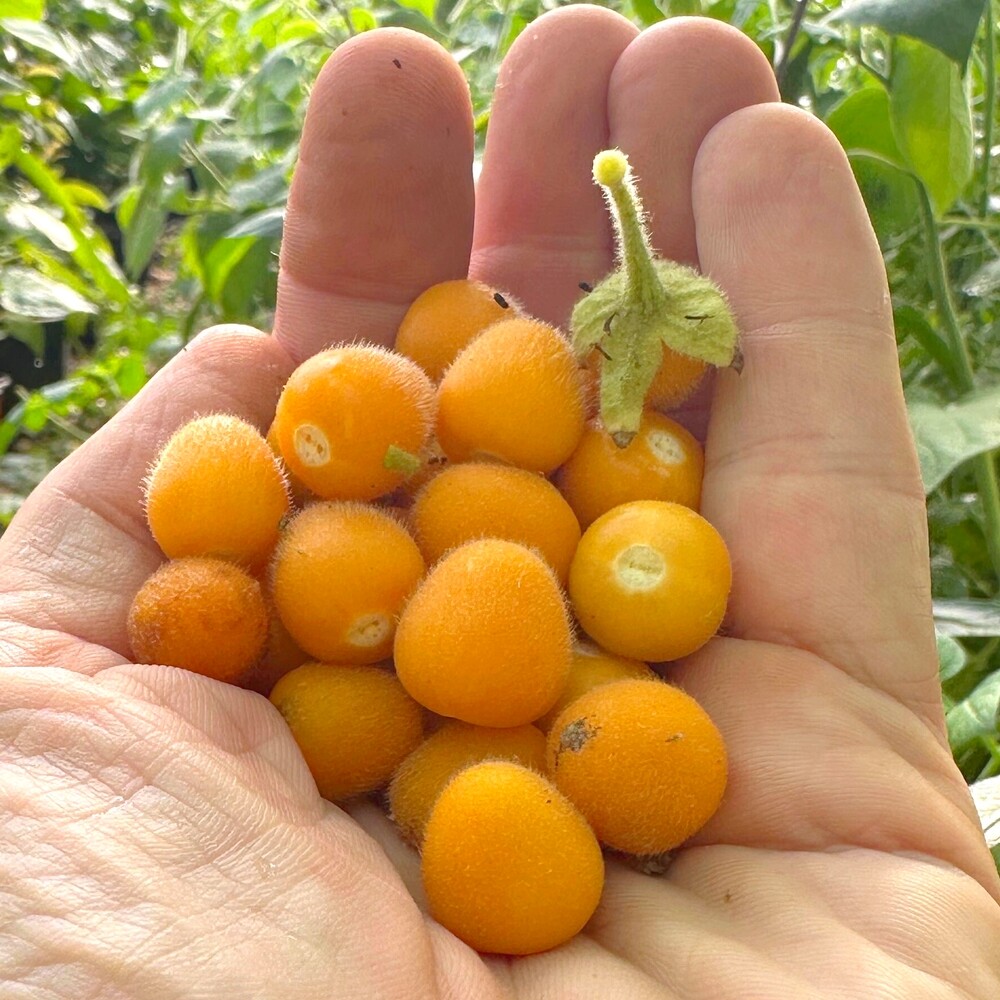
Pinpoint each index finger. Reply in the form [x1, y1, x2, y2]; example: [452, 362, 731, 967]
[274, 29, 475, 361]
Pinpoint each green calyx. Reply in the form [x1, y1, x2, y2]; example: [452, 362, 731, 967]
[570, 149, 740, 446]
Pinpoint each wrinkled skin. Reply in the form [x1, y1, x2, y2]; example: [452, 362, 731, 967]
[2, 10, 999, 999]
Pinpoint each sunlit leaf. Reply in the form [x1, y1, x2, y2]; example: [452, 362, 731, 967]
[889, 38, 974, 215]
[828, 0, 987, 66]
[934, 598, 1000, 638]
[908, 387, 1000, 493]
[947, 671, 1000, 754]
[5, 201, 76, 252]
[223, 207, 284, 240]
[0, 267, 97, 321]
[0, 18, 85, 75]
[938, 633, 968, 681]
[1, 0, 45, 18]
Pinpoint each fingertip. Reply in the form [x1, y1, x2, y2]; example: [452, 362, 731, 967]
[608, 16, 779, 267]
[693, 102, 887, 327]
[277, 27, 475, 359]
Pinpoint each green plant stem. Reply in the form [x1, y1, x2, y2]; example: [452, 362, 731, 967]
[918, 186, 1000, 582]
[980, 0, 996, 218]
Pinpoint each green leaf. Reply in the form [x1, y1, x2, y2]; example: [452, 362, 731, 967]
[134, 73, 195, 124]
[0, 124, 20, 170]
[350, 7, 377, 31]
[971, 777, 1000, 850]
[828, 0, 986, 66]
[937, 633, 968, 681]
[223, 207, 284, 240]
[114, 353, 147, 399]
[203, 235, 255, 304]
[0, 267, 97, 321]
[122, 186, 169, 281]
[228, 166, 288, 212]
[889, 38, 974, 216]
[631, 0, 665, 26]
[963, 259, 1000, 299]
[0, 19, 85, 75]
[59, 180, 110, 212]
[5, 202, 77, 252]
[826, 87, 920, 238]
[934, 598, 1000, 638]
[395, 0, 436, 21]
[947, 671, 1000, 754]
[893, 305, 959, 382]
[731, 0, 763, 28]
[908, 387, 1000, 493]
[140, 120, 194, 185]
[2, 0, 46, 18]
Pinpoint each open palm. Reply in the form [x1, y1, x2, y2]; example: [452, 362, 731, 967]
[2, 10, 999, 998]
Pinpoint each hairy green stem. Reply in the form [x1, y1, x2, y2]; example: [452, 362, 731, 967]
[918, 186, 1000, 582]
[980, 0, 996, 218]
[604, 174, 660, 311]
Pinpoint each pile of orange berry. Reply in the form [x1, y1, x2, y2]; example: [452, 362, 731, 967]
[133, 126, 752, 952]
[128, 270, 731, 955]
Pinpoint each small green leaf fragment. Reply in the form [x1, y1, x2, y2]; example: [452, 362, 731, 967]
[383, 445, 422, 476]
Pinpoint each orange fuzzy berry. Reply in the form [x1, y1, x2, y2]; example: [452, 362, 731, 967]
[270, 662, 423, 802]
[127, 557, 268, 683]
[394, 539, 571, 727]
[410, 462, 581, 582]
[394, 279, 515, 381]
[534, 641, 654, 732]
[436, 318, 586, 474]
[144, 414, 289, 569]
[271, 503, 425, 663]
[646, 345, 708, 410]
[272, 345, 434, 501]
[388, 720, 546, 845]
[421, 761, 604, 955]
[585, 344, 707, 414]
[569, 500, 731, 662]
[546, 678, 727, 854]
[241, 606, 310, 696]
[266, 419, 312, 509]
[555, 411, 703, 529]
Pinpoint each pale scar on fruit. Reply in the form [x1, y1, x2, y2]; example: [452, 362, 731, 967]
[614, 544, 667, 591]
[294, 424, 330, 466]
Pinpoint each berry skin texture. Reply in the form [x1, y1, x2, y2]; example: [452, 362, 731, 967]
[410, 462, 581, 582]
[555, 410, 704, 529]
[270, 662, 423, 802]
[569, 500, 731, 662]
[394, 278, 514, 381]
[271, 502, 426, 664]
[421, 761, 604, 955]
[272, 344, 434, 501]
[436, 317, 587, 474]
[646, 345, 708, 411]
[145, 414, 289, 570]
[388, 720, 546, 845]
[127, 557, 268, 683]
[534, 641, 654, 732]
[546, 678, 727, 855]
[394, 539, 572, 727]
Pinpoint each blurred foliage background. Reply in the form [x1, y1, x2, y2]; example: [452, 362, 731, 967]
[0, 0, 998, 838]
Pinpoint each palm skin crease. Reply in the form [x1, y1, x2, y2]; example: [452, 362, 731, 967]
[2, 9, 999, 1000]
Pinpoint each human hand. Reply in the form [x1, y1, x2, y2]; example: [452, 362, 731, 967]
[2, 9, 999, 998]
